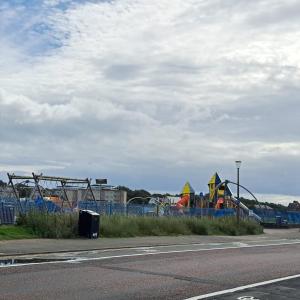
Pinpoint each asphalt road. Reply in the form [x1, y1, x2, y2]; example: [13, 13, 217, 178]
[0, 241, 300, 300]
[208, 277, 300, 300]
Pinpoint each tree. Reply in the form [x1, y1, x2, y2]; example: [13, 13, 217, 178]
[15, 183, 32, 198]
[117, 186, 151, 203]
[240, 197, 288, 211]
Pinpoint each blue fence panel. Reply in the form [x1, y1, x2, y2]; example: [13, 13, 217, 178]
[126, 204, 144, 216]
[213, 208, 235, 218]
[254, 208, 300, 224]
[112, 202, 127, 215]
[7, 196, 300, 223]
[78, 202, 237, 218]
[288, 211, 300, 224]
[0, 203, 15, 224]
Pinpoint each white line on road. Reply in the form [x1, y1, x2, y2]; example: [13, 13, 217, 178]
[1, 240, 300, 268]
[184, 273, 300, 300]
[77, 240, 300, 262]
[93, 239, 295, 252]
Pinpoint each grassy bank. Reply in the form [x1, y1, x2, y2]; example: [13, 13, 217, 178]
[15, 212, 263, 239]
[0, 225, 36, 240]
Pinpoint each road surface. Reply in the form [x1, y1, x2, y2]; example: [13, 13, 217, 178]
[0, 239, 300, 299]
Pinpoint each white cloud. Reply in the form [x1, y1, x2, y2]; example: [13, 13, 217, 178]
[249, 193, 300, 206]
[1, 0, 300, 197]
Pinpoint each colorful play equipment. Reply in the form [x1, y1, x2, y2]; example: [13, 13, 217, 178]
[180, 182, 195, 207]
[176, 194, 190, 210]
[208, 176, 262, 222]
[208, 173, 232, 209]
[175, 174, 234, 212]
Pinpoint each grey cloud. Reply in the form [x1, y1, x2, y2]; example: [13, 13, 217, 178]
[104, 64, 143, 80]
[1, 0, 300, 199]
[213, 88, 300, 142]
[246, 1, 300, 28]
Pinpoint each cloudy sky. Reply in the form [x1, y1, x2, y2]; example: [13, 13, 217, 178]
[1, 0, 300, 204]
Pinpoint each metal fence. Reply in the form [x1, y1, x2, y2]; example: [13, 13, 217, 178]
[2, 196, 300, 225]
[78, 201, 236, 218]
[254, 208, 300, 225]
[0, 202, 15, 224]
[1, 198, 62, 213]
[0, 198, 236, 220]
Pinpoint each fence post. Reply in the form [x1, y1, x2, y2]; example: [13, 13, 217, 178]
[109, 201, 112, 216]
[0, 202, 2, 224]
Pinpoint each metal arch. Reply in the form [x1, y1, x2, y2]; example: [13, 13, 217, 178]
[126, 196, 153, 216]
[214, 180, 261, 208]
[225, 180, 260, 204]
[127, 196, 152, 205]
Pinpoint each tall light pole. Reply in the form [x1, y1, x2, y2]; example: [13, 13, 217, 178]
[235, 160, 242, 224]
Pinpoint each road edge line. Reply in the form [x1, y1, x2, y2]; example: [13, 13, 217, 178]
[1, 240, 300, 268]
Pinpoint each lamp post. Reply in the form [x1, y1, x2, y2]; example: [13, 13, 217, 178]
[235, 160, 242, 224]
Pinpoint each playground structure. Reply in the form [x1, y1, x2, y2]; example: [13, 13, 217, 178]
[208, 173, 233, 209]
[174, 173, 262, 222]
[6, 173, 97, 212]
[2, 171, 300, 225]
[214, 179, 262, 222]
[175, 174, 234, 210]
[176, 182, 194, 210]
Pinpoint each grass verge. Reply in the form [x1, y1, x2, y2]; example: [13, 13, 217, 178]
[0, 225, 36, 240]
[14, 212, 263, 239]
[100, 215, 263, 237]
[17, 212, 78, 239]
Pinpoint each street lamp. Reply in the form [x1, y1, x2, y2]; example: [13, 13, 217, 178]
[235, 160, 242, 224]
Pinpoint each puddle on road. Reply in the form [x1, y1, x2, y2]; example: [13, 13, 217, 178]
[0, 258, 70, 266]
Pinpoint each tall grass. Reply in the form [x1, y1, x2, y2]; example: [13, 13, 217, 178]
[100, 215, 263, 237]
[17, 212, 78, 239]
[17, 212, 263, 239]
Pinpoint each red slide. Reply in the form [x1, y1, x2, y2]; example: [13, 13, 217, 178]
[176, 194, 190, 209]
